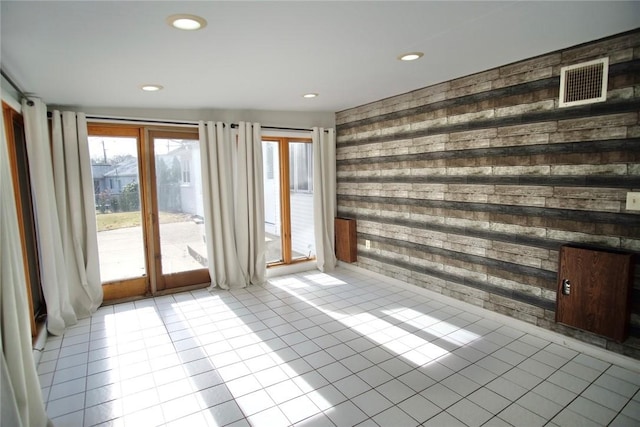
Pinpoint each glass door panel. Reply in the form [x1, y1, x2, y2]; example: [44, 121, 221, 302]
[289, 142, 315, 261]
[153, 137, 206, 275]
[263, 141, 283, 263]
[88, 135, 146, 283]
[149, 131, 209, 291]
[263, 137, 315, 266]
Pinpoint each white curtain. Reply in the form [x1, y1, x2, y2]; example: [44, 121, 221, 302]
[51, 111, 103, 315]
[199, 122, 245, 289]
[235, 122, 266, 285]
[22, 99, 102, 335]
[1, 97, 51, 427]
[313, 127, 337, 272]
[199, 122, 266, 289]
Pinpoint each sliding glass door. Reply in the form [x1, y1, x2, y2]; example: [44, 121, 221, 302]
[149, 130, 209, 291]
[263, 137, 315, 266]
[88, 126, 148, 299]
[88, 125, 209, 300]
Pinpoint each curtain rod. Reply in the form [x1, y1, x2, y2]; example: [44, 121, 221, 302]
[45, 112, 330, 132]
[0, 69, 35, 106]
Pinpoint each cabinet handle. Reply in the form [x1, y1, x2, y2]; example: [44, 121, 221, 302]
[562, 279, 571, 295]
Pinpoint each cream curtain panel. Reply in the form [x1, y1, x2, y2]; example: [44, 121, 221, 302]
[1, 98, 51, 427]
[51, 111, 103, 315]
[199, 122, 245, 289]
[313, 127, 337, 272]
[22, 99, 102, 335]
[199, 121, 266, 289]
[235, 122, 266, 285]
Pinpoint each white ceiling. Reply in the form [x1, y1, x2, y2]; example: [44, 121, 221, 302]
[1, 1, 639, 113]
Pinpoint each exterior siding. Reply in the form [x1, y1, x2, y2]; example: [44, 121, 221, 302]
[335, 30, 640, 359]
[291, 192, 315, 257]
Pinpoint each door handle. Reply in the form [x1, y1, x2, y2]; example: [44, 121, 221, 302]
[562, 279, 571, 295]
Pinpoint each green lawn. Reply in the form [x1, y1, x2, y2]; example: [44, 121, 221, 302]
[96, 211, 193, 232]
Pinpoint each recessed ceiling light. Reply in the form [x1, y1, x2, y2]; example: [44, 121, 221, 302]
[303, 93, 318, 98]
[398, 52, 424, 61]
[167, 14, 207, 31]
[140, 84, 163, 92]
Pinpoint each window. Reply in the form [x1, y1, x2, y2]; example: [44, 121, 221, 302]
[265, 144, 274, 180]
[182, 159, 191, 184]
[263, 137, 315, 265]
[289, 142, 313, 193]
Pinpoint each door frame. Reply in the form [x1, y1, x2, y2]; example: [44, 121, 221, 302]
[88, 124, 210, 301]
[147, 128, 209, 292]
[3, 101, 45, 335]
[262, 136, 315, 267]
[88, 124, 150, 300]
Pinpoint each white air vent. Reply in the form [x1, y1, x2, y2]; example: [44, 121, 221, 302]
[559, 57, 608, 108]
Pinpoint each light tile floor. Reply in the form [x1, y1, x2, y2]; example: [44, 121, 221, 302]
[39, 268, 640, 426]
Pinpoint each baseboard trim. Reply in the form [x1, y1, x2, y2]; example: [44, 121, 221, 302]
[267, 260, 318, 278]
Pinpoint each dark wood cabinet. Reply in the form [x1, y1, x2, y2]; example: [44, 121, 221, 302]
[556, 245, 634, 342]
[335, 217, 357, 263]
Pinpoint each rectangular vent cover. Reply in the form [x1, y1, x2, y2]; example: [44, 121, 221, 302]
[559, 57, 608, 107]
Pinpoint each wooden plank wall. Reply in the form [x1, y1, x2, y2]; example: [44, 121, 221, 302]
[335, 30, 640, 358]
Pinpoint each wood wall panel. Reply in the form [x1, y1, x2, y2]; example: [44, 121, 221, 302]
[336, 30, 640, 359]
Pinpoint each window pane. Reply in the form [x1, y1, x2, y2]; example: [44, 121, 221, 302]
[265, 144, 274, 179]
[263, 141, 282, 263]
[296, 143, 307, 191]
[88, 136, 146, 282]
[289, 142, 315, 260]
[289, 142, 312, 193]
[154, 138, 207, 274]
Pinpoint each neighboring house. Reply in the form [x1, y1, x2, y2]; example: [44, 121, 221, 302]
[101, 157, 138, 195]
[90, 145, 204, 217]
[161, 140, 204, 218]
[91, 157, 139, 198]
[91, 157, 139, 212]
[91, 163, 112, 195]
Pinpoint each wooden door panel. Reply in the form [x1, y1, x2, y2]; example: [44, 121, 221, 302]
[335, 217, 357, 263]
[556, 245, 633, 342]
